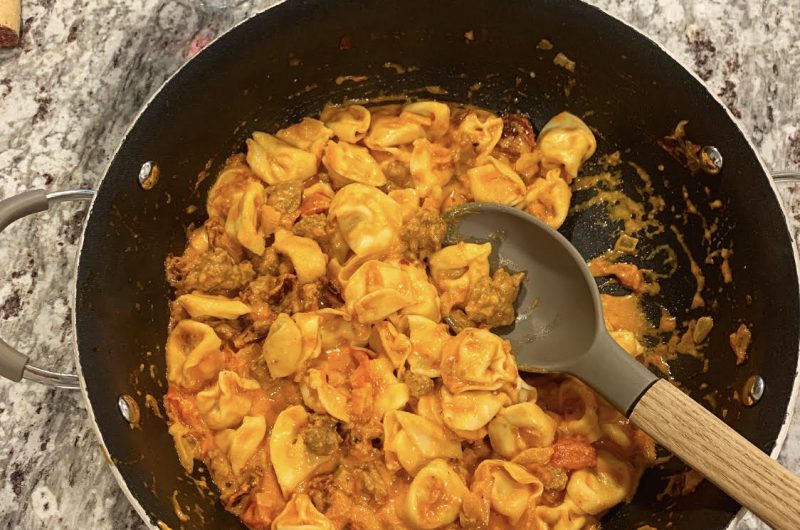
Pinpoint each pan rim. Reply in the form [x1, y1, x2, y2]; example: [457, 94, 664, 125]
[69, 1, 800, 529]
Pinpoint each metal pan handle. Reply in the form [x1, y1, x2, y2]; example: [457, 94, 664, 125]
[0, 189, 94, 390]
[773, 170, 800, 184]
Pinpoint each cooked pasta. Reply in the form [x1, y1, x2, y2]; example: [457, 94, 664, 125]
[164, 101, 655, 530]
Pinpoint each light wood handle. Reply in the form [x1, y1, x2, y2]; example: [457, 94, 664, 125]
[630, 379, 800, 530]
[0, 0, 20, 48]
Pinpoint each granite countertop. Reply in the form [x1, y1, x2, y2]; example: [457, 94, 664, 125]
[0, 0, 798, 528]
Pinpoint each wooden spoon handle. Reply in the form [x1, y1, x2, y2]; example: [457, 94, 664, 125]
[630, 379, 800, 530]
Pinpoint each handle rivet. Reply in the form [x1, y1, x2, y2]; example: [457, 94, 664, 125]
[701, 146, 723, 174]
[118, 394, 140, 424]
[743, 374, 765, 406]
[138, 161, 160, 190]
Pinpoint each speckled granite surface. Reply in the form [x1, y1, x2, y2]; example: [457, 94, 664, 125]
[0, 0, 798, 528]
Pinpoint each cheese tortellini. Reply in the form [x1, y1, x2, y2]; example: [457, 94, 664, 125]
[403, 459, 469, 529]
[467, 157, 527, 206]
[165, 101, 655, 530]
[565, 451, 637, 515]
[439, 328, 517, 393]
[246, 132, 319, 185]
[384, 410, 462, 475]
[429, 242, 491, 314]
[166, 319, 224, 391]
[536, 112, 597, 181]
[196, 371, 261, 430]
[488, 401, 558, 459]
[270, 406, 335, 497]
[328, 183, 402, 257]
[263, 312, 322, 378]
[272, 494, 335, 530]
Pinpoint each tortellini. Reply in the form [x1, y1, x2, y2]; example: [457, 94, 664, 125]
[275, 118, 333, 161]
[321, 104, 371, 143]
[524, 168, 572, 229]
[488, 402, 557, 459]
[328, 183, 402, 257]
[246, 132, 319, 185]
[272, 494, 335, 530]
[536, 112, 597, 181]
[403, 459, 469, 529]
[406, 315, 451, 377]
[439, 328, 517, 393]
[343, 260, 414, 323]
[384, 410, 462, 475]
[439, 387, 510, 438]
[272, 228, 327, 284]
[565, 450, 636, 515]
[316, 308, 371, 351]
[177, 292, 250, 320]
[398, 262, 442, 322]
[368, 356, 411, 418]
[196, 370, 261, 430]
[206, 158, 254, 220]
[410, 138, 454, 196]
[403, 101, 451, 139]
[369, 320, 412, 369]
[471, 460, 544, 524]
[530, 499, 592, 530]
[263, 312, 322, 378]
[215, 415, 267, 474]
[429, 242, 491, 313]
[467, 157, 527, 206]
[557, 378, 603, 443]
[225, 180, 266, 255]
[302, 351, 407, 423]
[166, 319, 224, 391]
[301, 368, 351, 422]
[365, 114, 427, 149]
[323, 140, 387, 187]
[457, 111, 504, 159]
[270, 406, 335, 497]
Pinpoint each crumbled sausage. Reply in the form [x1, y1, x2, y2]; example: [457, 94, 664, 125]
[267, 182, 303, 212]
[402, 371, 434, 398]
[166, 248, 255, 296]
[464, 268, 525, 328]
[293, 213, 329, 241]
[302, 415, 341, 456]
[399, 208, 446, 260]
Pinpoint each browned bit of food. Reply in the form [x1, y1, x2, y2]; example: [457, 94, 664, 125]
[658, 469, 704, 500]
[730, 323, 752, 365]
[495, 114, 536, 159]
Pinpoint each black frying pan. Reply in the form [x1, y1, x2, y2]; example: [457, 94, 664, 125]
[0, 0, 797, 528]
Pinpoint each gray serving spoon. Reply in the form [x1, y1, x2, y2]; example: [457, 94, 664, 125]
[443, 202, 800, 530]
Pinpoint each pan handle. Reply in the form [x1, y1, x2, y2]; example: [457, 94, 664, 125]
[0, 189, 95, 390]
[773, 170, 800, 183]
